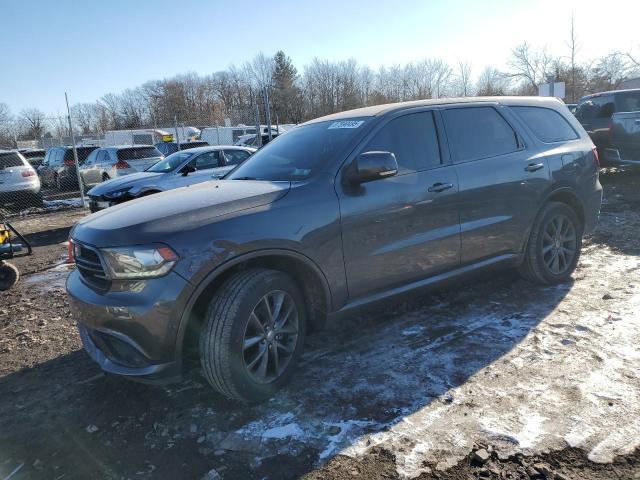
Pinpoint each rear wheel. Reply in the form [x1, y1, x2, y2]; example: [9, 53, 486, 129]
[0, 262, 19, 291]
[30, 192, 44, 208]
[199, 269, 307, 403]
[102, 173, 110, 183]
[519, 202, 583, 285]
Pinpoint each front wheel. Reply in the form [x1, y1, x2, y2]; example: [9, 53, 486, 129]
[519, 202, 583, 285]
[199, 269, 307, 403]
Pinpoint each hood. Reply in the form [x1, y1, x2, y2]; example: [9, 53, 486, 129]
[88, 171, 163, 196]
[73, 180, 291, 247]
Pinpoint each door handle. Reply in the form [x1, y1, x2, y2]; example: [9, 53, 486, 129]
[524, 163, 544, 172]
[428, 182, 454, 193]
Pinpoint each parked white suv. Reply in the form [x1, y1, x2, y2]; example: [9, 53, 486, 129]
[79, 145, 163, 188]
[0, 150, 42, 208]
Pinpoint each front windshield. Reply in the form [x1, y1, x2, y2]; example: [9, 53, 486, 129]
[226, 118, 370, 181]
[146, 151, 193, 173]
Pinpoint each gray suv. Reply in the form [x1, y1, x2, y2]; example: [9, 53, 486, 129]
[67, 97, 602, 402]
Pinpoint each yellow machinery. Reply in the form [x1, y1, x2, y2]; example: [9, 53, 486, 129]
[0, 215, 32, 291]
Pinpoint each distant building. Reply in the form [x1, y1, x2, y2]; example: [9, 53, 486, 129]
[620, 77, 640, 89]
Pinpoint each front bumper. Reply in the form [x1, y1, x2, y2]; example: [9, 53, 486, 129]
[87, 194, 133, 212]
[67, 268, 194, 382]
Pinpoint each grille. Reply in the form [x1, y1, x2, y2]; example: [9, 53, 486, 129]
[75, 243, 110, 291]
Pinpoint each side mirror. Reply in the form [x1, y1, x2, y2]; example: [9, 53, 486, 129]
[180, 164, 196, 176]
[344, 151, 398, 184]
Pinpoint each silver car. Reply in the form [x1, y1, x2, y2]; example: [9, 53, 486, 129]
[86, 145, 255, 212]
[0, 150, 42, 207]
[79, 145, 164, 188]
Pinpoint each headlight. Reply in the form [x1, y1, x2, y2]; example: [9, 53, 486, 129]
[101, 245, 178, 279]
[104, 187, 131, 199]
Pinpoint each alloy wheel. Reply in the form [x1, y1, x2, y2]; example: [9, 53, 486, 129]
[542, 214, 577, 275]
[242, 290, 300, 384]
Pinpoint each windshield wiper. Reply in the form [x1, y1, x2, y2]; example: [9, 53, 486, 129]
[233, 176, 261, 180]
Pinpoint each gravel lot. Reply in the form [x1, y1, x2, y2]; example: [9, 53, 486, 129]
[1, 169, 639, 480]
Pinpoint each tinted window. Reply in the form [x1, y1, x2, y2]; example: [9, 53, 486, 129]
[616, 91, 640, 112]
[22, 150, 46, 159]
[223, 149, 251, 166]
[364, 112, 441, 173]
[189, 151, 219, 170]
[0, 152, 25, 169]
[445, 107, 519, 162]
[512, 106, 578, 143]
[227, 119, 370, 181]
[64, 147, 97, 163]
[117, 147, 162, 161]
[576, 95, 616, 121]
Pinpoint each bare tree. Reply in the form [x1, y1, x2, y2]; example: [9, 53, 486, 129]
[507, 42, 553, 93]
[454, 61, 473, 96]
[0, 103, 15, 147]
[565, 15, 580, 102]
[19, 108, 47, 140]
[476, 67, 509, 96]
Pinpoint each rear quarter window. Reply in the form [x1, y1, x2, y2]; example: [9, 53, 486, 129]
[117, 147, 162, 160]
[444, 107, 520, 162]
[512, 106, 578, 143]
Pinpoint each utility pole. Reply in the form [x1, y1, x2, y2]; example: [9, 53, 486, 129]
[65, 92, 86, 206]
[254, 101, 262, 148]
[263, 86, 272, 142]
[173, 115, 181, 151]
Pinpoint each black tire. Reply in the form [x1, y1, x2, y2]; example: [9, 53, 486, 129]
[102, 173, 110, 183]
[519, 201, 583, 285]
[0, 262, 19, 291]
[30, 192, 44, 208]
[199, 268, 307, 403]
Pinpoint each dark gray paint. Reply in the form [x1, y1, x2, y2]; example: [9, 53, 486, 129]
[67, 96, 603, 381]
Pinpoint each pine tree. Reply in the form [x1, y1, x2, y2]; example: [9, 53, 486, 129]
[271, 51, 303, 123]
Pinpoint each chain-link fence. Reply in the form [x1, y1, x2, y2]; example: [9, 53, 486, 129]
[0, 149, 87, 219]
[1, 118, 296, 219]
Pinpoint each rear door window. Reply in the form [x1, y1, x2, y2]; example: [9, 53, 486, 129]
[0, 152, 25, 169]
[363, 111, 441, 174]
[444, 107, 519, 162]
[189, 151, 220, 170]
[117, 147, 162, 160]
[512, 106, 578, 143]
[223, 149, 251, 166]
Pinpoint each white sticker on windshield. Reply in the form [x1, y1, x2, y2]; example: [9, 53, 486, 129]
[328, 120, 364, 129]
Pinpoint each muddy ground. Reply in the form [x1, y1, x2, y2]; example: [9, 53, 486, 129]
[1, 169, 640, 480]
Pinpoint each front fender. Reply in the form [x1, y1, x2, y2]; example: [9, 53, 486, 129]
[173, 248, 333, 361]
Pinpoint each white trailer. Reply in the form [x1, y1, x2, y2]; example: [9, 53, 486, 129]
[103, 127, 201, 146]
[200, 125, 294, 146]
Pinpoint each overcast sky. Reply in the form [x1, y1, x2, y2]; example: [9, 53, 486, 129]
[2, 0, 639, 116]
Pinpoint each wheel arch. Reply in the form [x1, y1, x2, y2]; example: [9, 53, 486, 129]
[176, 249, 333, 364]
[520, 187, 586, 255]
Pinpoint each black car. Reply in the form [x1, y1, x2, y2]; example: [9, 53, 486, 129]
[67, 97, 602, 402]
[40, 146, 98, 190]
[154, 141, 209, 156]
[574, 88, 640, 165]
[19, 149, 47, 168]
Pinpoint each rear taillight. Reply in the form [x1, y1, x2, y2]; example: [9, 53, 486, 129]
[114, 160, 131, 169]
[21, 170, 36, 177]
[592, 146, 600, 168]
[64, 158, 75, 166]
